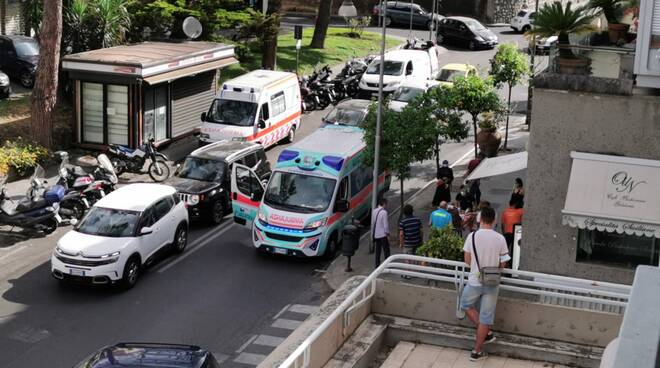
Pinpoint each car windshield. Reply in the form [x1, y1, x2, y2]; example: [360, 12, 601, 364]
[366, 61, 404, 76]
[392, 86, 425, 103]
[14, 40, 39, 57]
[438, 69, 465, 82]
[264, 171, 336, 213]
[207, 99, 257, 127]
[177, 157, 226, 182]
[75, 207, 140, 238]
[465, 20, 487, 31]
[325, 106, 367, 126]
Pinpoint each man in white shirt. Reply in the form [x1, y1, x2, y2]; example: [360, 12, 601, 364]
[460, 206, 510, 362]
[372, 197, 390, 268]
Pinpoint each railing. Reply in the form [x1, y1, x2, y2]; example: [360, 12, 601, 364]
[277, 254, 632, 368]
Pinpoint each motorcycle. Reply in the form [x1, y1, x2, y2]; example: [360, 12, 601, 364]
[107, 138, 170, 182]
[0, 165, 64, 234]
[299, 76, 319, 112]
[54, 151, 118, 210]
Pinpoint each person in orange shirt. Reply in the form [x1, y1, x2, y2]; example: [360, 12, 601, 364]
[501, 199, 524, 254]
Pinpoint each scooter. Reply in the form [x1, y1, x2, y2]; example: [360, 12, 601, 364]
[0, 166, 64, 234]
[107, 138, 170, 182]
[54, 151, 118, 207]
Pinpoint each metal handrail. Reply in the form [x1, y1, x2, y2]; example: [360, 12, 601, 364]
[277, 254, 632, 368]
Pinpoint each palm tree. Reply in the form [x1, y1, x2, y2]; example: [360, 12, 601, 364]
[94, 0, 131, 49]
[526, 1, 599, 58]
[64, 0, 92, 53]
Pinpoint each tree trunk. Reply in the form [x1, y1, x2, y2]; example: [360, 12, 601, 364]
[30, 0, 62, 148]
[262, 36, 278, 70]
[261, 4, 281, 70]
[472, 114, 478, 158]
[310, 0, 332, 49]
[504, 83, 512, 150]
[434, 139, 440, 178]
[399, 177, 404, 221]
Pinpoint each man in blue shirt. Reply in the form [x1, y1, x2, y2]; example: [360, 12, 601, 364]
[429, 201, 452, 229]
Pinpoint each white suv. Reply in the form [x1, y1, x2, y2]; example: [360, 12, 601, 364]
[51, 183, 188, 289]
[510, 10, 535, 33]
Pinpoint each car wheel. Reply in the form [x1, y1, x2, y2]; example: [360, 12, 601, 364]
[210, 200, 225, 225]
[19, 70, 34, 88]
[173, 225, 188, 253]
[284, 126, 296, 144]
[323, 237, 338, 260]
[384, 16, 392, 26]
[41, 218, 58, 235]
[522, 25, 531, 33]
[121, 256, 140, 289]
[468, 40, 476, 51]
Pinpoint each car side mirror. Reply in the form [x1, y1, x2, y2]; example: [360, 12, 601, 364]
[258, 119, 266, 129]
[335, 199, 350, 213]
[140, 226, 153, 235]
[200, 112, 207, 122]
[250, 191, 263, 202]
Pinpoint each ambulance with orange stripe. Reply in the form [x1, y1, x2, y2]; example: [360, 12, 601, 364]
[198, 70, 301, 147]
[230, 126, 391, 258]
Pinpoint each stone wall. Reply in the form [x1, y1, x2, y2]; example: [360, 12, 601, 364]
[522, 88, 660, 284]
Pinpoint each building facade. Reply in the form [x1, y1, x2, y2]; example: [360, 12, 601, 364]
[522, 87, 660, 284]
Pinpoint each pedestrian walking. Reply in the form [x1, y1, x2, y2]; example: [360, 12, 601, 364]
[437, 160, 454, 186]
[501, 199, 524, 254]
[460, 207, 511, 361]
[468, 179, 481, 207]
[429, 201, 452, 229]
[372, 197, 390, 268]
[475, 201, 492, 229]
[510, 178, 525, 208]
[467, 152, 485, 175]
[456, 184, 475, 211]
[399, 204, 423, 255]
[432, 178, 451, 207]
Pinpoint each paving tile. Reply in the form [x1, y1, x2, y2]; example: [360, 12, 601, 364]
[482, 356, 507, 368]
[233, 352, 266, 366]
[402, 344, 443, 368]
[380, 341, 416, 368]
[288, 304, 319, 315]
[452, 351, 486, 368]
[271, 318, 303, 330]
[430, 347, 462, 368]
[501, 359, 535, 368]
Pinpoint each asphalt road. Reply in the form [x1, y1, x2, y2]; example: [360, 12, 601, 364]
[0, 26, 531, 368]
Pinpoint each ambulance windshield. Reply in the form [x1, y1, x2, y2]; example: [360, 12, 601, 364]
[264, 171, 336, 213]
[207, 99, 258, 127]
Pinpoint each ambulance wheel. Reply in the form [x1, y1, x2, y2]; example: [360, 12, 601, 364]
[323, 236, 338, 260]
[284, 126, 296, 144]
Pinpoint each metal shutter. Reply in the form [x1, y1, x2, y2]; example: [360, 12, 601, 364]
[653, 0, 660, 35]
[171, 71, 216, 138]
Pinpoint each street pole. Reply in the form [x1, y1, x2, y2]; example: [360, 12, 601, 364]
[429, 0, 435, 41]
[262, 0, 268, 15]
[525, 0, 539, 126]
[370, 3, 387, 254]
[409, 0, 414, 39]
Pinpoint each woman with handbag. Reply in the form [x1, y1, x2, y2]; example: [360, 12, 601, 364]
[459, 207, 511, 362]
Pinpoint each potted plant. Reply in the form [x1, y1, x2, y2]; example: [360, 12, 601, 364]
[416, 225, 464, 262]
[528, 1, 599, 74]
[476, 112, 502, 158]
[589, 0, 630, 43]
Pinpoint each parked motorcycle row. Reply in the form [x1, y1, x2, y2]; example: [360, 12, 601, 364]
[299, 56, 374, 112]
[0, 138, 171, 235]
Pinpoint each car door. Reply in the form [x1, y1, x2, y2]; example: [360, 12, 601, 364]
[137, 206, 159, 259]
[231, 163, 265, 228]
[254, 149, 271, 179]
[0, 38, 9, 73]
[457, 21, 471, 45]
[149, 196, 175, 255]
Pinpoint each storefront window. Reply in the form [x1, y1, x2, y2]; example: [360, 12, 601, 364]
[577, 230, 659, 269]
[107, 85, 129, 145]
[82, 82, 103, 143]
[144, 85, 168, 142]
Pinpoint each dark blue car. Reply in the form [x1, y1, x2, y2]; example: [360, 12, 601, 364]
[0, 35, 39, 88]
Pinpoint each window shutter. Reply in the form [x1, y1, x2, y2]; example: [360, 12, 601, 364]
[653, 0, 660, 35]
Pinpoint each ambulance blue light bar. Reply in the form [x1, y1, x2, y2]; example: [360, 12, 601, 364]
[278, 149, 299, 162]
[322, 155, 344, 171]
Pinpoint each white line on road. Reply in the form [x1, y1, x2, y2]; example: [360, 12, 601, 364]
[288, 304, 319, 315]
[253, 334, 285, 348]
[157, 222, 235, 273]
[0, 245, 27, 262]
[272, 304, 291, 320]
[233, 352, 266, 366]
[236, 334, 258, 354]
[271, 318, 303, 330]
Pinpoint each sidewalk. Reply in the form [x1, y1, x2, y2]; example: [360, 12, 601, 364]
[324, 116, 529, 290]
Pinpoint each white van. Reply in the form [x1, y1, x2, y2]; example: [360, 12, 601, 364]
[198, 70, 301, 148]
[358, 47, 440, 98]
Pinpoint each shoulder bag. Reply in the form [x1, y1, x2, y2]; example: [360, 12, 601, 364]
[471, 231, 501, 287]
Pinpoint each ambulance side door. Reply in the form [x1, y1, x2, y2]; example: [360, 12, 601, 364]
[231, 163, 265, 227]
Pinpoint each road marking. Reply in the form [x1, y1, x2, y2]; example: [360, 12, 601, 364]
[0, 245, 27, 262]
[288, 304, 319, 315]
[233, 352, 267, 366]
[271, 318, 303, 330]
[236, 334, 258, 353]
[272, 304, 291, 320]
[253, 334, 286, 348]
[157, 222, 235, 273]
[213, 352, 229, 364]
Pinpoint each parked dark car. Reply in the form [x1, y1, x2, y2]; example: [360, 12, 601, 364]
[436, 16, 498, 50]
[373, 1, 442, 30]
[73, 343, 221, 368]
[167, 140, 271, 225]
[322, 99, 371, 128]
[0, 70, 10, 98]
[0, 35, 39, 88]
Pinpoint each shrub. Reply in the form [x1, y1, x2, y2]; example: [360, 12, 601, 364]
[346, 16, 371, 38]
[416, 225, 464, 262]
[0, 138, 50, 176]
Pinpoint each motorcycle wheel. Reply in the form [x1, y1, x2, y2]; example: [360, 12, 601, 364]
[41, 218, 58, 235]
[304, 96, 317, 111]
[111, 158, 126, 176]
[148, 159, 170, 182]
[318, 95, 330, 109]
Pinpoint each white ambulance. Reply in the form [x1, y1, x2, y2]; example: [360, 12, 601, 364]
[198, 70, 302, 148]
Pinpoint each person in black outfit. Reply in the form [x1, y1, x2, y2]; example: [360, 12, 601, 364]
[432, 178, 451, 207]
[510, 177, 525, 208]
[437, 160, 454, 186]
[468, 179, 481, 207]
[456, 184, 475, 211]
